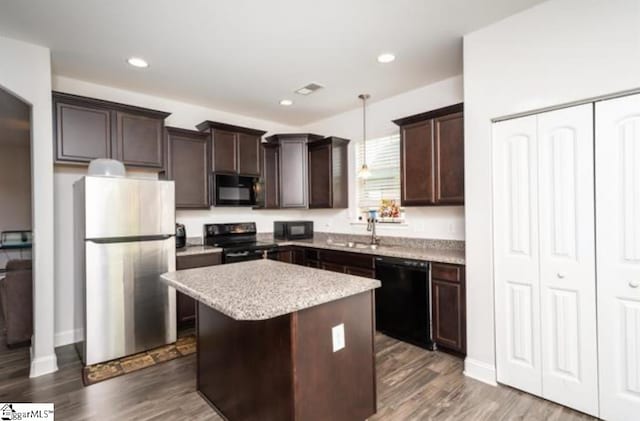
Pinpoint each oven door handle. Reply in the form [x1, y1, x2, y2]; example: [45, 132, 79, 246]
[226, 251, 251, 258]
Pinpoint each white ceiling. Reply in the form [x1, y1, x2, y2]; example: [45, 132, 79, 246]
[0, 0, 545, 126]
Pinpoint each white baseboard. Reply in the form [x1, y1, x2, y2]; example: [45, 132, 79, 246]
[29, 353, 58, 378]
[463, 357, 498, 386]
[54, 328, 84, 347]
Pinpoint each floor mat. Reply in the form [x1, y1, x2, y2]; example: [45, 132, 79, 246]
[82, 334, 196, 386]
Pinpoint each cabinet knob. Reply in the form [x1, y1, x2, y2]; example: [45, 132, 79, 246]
[556, 273, 565, 279]
[630, 281, 640, 289]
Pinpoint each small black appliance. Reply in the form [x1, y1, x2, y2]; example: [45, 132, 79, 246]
[273, 221, 314, 240]
[175, 223, 186, 249]
[212, 174, 258, 206]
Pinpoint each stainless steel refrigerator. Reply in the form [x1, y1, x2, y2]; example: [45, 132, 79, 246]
[74, 176, 176, 365]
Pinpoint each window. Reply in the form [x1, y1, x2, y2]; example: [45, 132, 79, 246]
[355, 134, 401, 210]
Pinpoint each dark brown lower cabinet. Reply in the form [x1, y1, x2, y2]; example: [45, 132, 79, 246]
[176, 252, 222, 327]
[431, 263, 466, 355]
[345, 266, 376, 279]
[197, 291, 376, 421]
[321, 262, 344, 273]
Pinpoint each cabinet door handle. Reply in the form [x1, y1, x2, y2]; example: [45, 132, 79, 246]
[629, 281, 640, 289]
[556, 272, 565, 279]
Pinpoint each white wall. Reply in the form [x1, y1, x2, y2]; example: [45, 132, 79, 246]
[0, 35, 57, 377]
[463, 0, 640, 384]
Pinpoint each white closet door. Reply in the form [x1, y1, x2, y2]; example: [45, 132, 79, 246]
[596, 93, 640, 421]
[537, 104, 598, 416]
[493, 115, 542, 395]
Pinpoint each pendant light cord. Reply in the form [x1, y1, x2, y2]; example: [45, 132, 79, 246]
[359, 94, 370, 166]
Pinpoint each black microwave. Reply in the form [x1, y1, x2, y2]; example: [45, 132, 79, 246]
[274, 221, 314, 240]
[213, 174, 258, 206]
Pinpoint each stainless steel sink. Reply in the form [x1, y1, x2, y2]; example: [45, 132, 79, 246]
[327, 240, 379, 250]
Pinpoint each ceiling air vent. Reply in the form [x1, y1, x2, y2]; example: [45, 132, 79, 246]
[295, 83, 324, 95]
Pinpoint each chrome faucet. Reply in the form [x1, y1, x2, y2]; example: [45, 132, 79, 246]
[367, 215, 379, 246]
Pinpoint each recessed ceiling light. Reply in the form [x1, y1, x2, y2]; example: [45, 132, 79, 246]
[279, 99, 293, 106]
[377, 53, 396, 64]
[127, 57, 149, 68]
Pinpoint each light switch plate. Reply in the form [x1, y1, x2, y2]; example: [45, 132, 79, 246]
[332, 323, 345, 352]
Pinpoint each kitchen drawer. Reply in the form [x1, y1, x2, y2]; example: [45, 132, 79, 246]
[176, 252, 222, 270]
[319, 249, 374, 269]
[306, 260, 320, 268]
[345, 266, 375, 279]
[321, 262, 345, 273]
[431, 263, 463, 283]
[304, 248, 319, 261]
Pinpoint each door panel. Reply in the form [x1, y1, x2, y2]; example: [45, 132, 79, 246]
[115, 112, 164, 168]
[167, 131, 209, 209]
[84, 237, 176, 365]
[56, 102, 111, 162]
[237, 133, 260, 176]
[401, 120, 434, 205]
[493, 115, 542, 395]
[261, 144, 280, 208]
[434, 112, 464, 204]
[212, 129, 237, 173]
[596, 93, 640, 421]
[279, 139, 308, 208]
[308, 142, 332, 208]
[83, 177, 175, 239]
[537, 104, 598, 415]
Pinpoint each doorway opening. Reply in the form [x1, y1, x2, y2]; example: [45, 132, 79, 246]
[0, 85, 33, 350]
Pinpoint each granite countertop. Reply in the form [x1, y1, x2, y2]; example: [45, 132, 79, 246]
[176, 245, 223, 257]
[161, 259, 380, 321]
[273, 238, 466, 265]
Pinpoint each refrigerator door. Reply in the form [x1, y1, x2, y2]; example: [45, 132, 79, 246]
[83, 236, 176, 365]
[82, 176, 175, 240]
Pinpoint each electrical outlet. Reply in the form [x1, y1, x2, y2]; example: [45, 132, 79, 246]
[332, 323, 345, 352]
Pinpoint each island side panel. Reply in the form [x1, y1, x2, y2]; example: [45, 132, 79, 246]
[293, 291, 377, 421]
[197, 302, 295, 421]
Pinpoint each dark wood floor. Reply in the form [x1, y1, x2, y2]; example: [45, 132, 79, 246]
[0, 323, 596, 420]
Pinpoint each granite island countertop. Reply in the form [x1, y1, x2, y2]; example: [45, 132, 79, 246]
[161, 259, 380, 321]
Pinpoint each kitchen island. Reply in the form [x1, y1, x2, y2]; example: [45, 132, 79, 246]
[160, 259, 380, 421]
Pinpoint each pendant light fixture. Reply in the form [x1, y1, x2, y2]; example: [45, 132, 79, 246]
[358, 93, 371, 179]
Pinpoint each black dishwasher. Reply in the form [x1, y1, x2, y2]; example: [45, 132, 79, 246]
[375, 257, 433, 350]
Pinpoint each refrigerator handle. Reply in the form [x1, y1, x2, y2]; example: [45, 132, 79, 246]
[87, 234, 174, 244]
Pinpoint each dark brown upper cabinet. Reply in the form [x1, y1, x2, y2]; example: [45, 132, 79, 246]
[166, 127, 210, 209]
[53, 92, 170, 168]
[114, 111, 164, 168]
[259, 143, 280, 209]
[393, 103, 464, 206]
[196, 121, 266, 176]
[262, 133, 324, 209]
[308, 137, 350, 209]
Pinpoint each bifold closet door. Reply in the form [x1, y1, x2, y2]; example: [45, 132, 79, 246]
[493, 105, 598, 415]
[537, 104, 598, 416]
[493, 115, 542, 396]
[596, 93, 640, 421]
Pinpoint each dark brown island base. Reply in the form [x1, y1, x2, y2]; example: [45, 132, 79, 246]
[161, 259, 381, 421]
